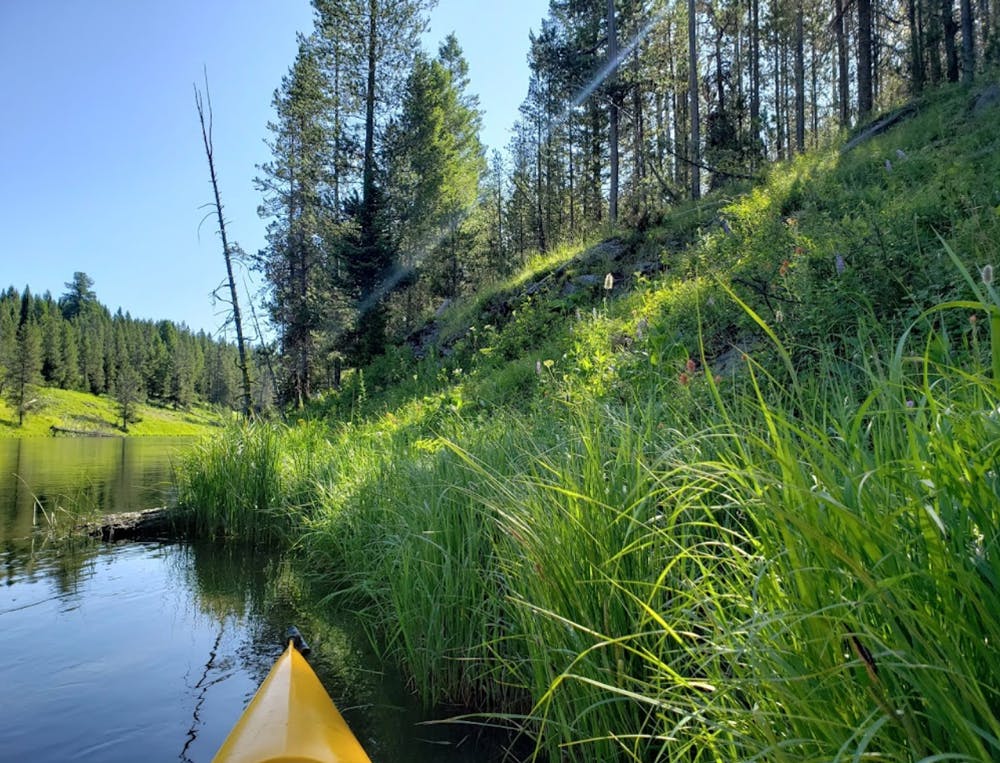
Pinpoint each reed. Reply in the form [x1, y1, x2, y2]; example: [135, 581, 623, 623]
[526, 303, 1000, 760]
[175, 272, 1000, 761]
[176, 420, 287, 542]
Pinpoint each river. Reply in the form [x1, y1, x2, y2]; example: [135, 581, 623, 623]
[0, 438, 510, 762]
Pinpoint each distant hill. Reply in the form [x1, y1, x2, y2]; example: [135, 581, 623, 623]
[0, 272, 254, 431]
[0, 386, 225, 437]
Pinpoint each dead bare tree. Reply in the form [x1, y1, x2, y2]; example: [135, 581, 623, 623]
[194, 72, 253, 416]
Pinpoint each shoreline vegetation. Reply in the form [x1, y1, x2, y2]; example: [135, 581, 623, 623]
[0, 387, 226, 438]
[175, 82, 1000, 761]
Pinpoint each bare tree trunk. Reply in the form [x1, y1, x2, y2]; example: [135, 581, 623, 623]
[608, 0, 620, 223]
[795, 0, 806, 153]
[332, 47, 342, 216]
[194, 77, 252, 417]
[837, 0, 851, 126]
[774, 24, 783, 159]
[567, 124, 576, 235]
[688, 0, 701, 199]
[910, 0, 926, 92]
[943, 0, 960, 80]
[929, 0, 944, 83]
[810, 36, 819, 146]
[363, 0, 377, 216]
[632, 9, 645, 218]
[589, 103, 603, 222]
[750, 0, 761, 160]
[535, 120, 547, 252]
[961, 0, 975, 82]
[858, 0, 874, 117]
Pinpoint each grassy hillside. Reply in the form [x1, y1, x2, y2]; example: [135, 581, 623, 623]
[0, 386, 226, 437]
[178, 81, 1000, 761]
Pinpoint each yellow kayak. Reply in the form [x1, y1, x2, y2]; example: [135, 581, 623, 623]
[213, 632, 373, 763]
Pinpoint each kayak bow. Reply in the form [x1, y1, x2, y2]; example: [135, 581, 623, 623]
[213, 634, 373, 763]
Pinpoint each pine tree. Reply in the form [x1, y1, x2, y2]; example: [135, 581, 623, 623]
[387, 38, 484, 309]
[256, 35, 337, 407]
[5, 290, 42, 426]
[59, 321, 81, 390]
[317, 0, 436, 364]
[59, 271, 97, 321]
[113, 362, 144, 432]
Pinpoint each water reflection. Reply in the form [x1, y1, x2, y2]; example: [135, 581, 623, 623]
[0, 437, 188, 546]
[0, 438, 518, 762]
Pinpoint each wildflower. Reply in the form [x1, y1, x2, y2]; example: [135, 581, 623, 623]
[786, 217, 797, 227]
[971, 313, 979, 326]
[896, 148, 907, 159]
[679, 372, 690, 385]
[835, 253, 846, 275]
[794, 246, 804, 256]
[774, 309, 784, 323]
[779, 259, 791, 277]
[714, 374, 722, 385]
[536, 360, 542, 375]
[905, 399, 915, 408]
[885, 159, 893, 172]
[604, 272, 615, 290]
[686, 357, 697, 373]
[981, 264, 994, 286]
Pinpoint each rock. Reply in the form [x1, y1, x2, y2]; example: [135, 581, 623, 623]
[973, 83, 1000, 115]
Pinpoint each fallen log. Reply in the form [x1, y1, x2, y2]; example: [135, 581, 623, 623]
[50, 425, 119, 438]
[841, 103, 919, 153]
[78, 507, 181, 542]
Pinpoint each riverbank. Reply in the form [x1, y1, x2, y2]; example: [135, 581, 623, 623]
[176, 82, 1000, 761]
[0, 387, 226, 438]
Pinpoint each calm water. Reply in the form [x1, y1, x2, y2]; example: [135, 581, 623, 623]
[0, 438, 511, 762]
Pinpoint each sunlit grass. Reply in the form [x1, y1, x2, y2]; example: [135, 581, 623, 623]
[172, 81, 1000, 760]
[0, 386, 225, 438]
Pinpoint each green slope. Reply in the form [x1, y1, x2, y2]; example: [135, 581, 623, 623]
[179, 80, 1000, 761]
[0, 386, 225, 438]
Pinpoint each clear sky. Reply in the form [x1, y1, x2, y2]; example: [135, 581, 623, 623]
[0, 0, 545, 338]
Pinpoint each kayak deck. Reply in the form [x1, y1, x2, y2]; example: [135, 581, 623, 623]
[213, 640, 373, 763]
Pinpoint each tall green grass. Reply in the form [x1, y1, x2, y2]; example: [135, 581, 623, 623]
[486, 301, 1000, 760]
[171, 81, 1000, 759]
[177, 421, 289, 542]
[176, 292, 1000, 760]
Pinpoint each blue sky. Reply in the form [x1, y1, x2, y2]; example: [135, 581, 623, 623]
[0, 0, 545, 337]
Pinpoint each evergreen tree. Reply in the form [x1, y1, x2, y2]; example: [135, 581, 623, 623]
[256, 35, 338, 407]
[5, 289, 42, 426]
[58, 321, 81, 390]
[314, 0, 436, 364]
[0, 299, 16, 396]
[113, 362, 144, 432]
[388, 39, 484, 311]
[59, 271, 97, 321]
